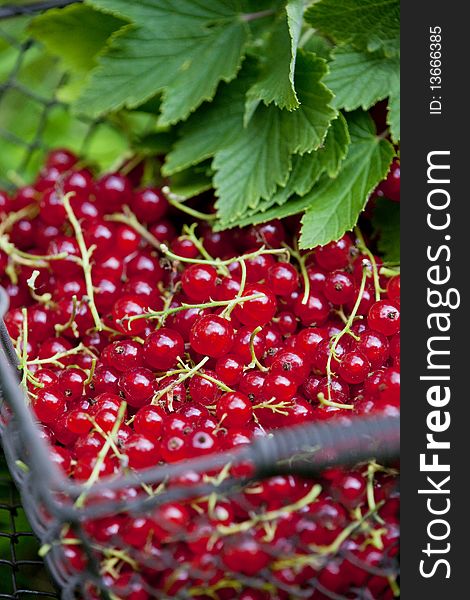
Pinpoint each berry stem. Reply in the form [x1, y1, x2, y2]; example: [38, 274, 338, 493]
[252, 397, 293, 416]
[366, 462, 386, 525]
[162, 186, 217, 222]
[151, 357, 209, 407]
[26, 343, 92, 367]
[248, 326, 268, 372]
[106, 206, 162, 251]
[380, 266, 400, 277]
[75, 401, 127, 507]
[283, 241, 311, 305]
[216, 484, 322, 536]
[160, 244, 288, 268]
[323, 268, 368, 406]
[0, 204, 37, 236]
[63, 194, 102, 331]
[221, 258, 247, 319]
[355, 226, 381, 302]
[128, 292, 265, 325]
[54, 295, 79, 338]
[317, 392, 354, 411]
[274, 500, 385, 566]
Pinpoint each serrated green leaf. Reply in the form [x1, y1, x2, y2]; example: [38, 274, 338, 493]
[214, 51, 336, 224]
[299, 110, 394, 248]
[163, 68, 255, 175]
[387, 88, 400, 143]
[75, 0, 250, 125]
[325, 45, 399, 111]
[226, 193, 314, 229]
[245, 0, 304, 113]
[372, 198, 400, 262]
[305, 0, 400, 57]
[243, 112, 350, 215]
[29, 4, 125, 73]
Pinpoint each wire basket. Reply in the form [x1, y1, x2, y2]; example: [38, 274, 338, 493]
[0, 2, 400, 599]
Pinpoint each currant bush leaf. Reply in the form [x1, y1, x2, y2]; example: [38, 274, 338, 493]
[163, 70, 254, 176]
[372, 198, 400, 262]
[247, 112, 350, 214]
[214, 51, 336, 224]
[387, 88, 400, 143]
[325, 45, 399, 112]
[221, 193, 315, 229]
[75, 0, 251, 125]
[29, 4, 125, 73]
[245, 0, 304, 113]
[299, 110, 395, 249]
[305, 0, 400, 57]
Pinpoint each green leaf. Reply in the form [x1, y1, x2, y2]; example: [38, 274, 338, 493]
[228, 193, 314, 229]
[387, 87, 400, 143]
[29, 4, 125, 73]
[305, 0, 400, 57]
[245, 112, 350, 213]
[214, 51, 336, 224]
[372, 198, 400, 262]
[325, 45, 399, 111]
[245, 0, 304, 113]
[299, 110, 394, 249]
[76, 0, 250, 125]
[163, 68, 254, 175]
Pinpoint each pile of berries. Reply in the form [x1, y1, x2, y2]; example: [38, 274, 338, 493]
[0, 149, 400, 599]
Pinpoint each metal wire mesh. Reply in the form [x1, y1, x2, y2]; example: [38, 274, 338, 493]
[0, 3, 400, 599]
[0, 453, 57, 599]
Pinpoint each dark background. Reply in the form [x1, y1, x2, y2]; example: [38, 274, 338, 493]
[401, 2, 468, 597]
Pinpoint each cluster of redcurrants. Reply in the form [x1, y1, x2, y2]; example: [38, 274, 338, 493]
[0, 149, 399, 599]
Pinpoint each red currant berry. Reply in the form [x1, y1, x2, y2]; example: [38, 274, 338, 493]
[324, 271, 356, 305]
[33, 388, 66, 424]
[387, 275, 400, 304]
[368, 300, 400, 336]
[143, 328, 184, 370]
[119, 367, 155, 407]
[222, 538, 270, 576]
[358, 330, 390, 368]
[263, 373, 298, 402]
[131, 187, 168, 223]
[112, 296, 148, 335]
[125, 434, 160, 469]
[216, 392, 252, 427]
[108, 340, 143, 372]
[95, 173, 132, 210]
[376, 158, 400, 202]
[181, 264, 218, 302]
[315, 235, 352, 270]
[267, 262, 299, 296]
[294, 293, 329, 326]
[190, 314, 234, 359]
[235, 284, 277, 327]
[134, 405, 165, 437]
[215, 354, 243, 386]
[338, 351, 371, 384]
